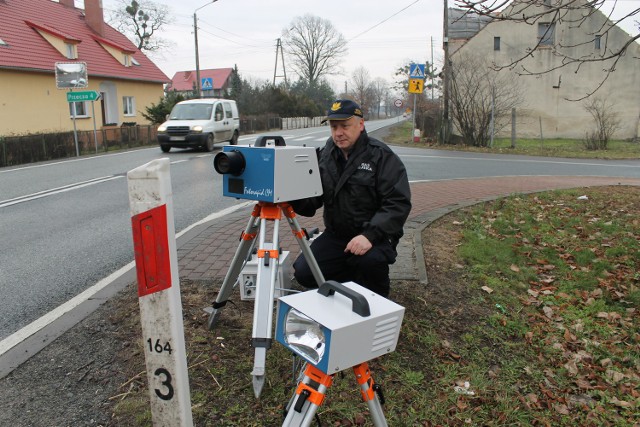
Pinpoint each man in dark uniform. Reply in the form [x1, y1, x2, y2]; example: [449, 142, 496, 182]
[292, 100, 412, 298]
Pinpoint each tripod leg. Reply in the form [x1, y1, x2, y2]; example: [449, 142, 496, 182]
[251, 206, 282, 397]
[282, 364, 333, 427]
[353, 363, 388, 427]
[281, 204, 325, 286]
[207, 205, 260, 330]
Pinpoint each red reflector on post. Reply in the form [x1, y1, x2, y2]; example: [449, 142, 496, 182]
[131, 204, 172, 297]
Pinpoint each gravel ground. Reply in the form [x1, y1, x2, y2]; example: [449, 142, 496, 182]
[0, 288, 136, 427]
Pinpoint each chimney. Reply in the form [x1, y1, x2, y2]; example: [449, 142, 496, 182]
[59, 0, 75, 8]
[84, 0, 105, 36]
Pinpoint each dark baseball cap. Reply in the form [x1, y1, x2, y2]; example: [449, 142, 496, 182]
[321, 99, 363, 123]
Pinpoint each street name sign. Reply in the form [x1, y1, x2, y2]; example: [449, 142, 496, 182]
[67, 91, 100, 102]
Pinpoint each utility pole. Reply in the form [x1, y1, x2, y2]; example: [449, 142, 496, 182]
[430, 36, 435, 100]
[194, 13, 201, 98]
[194, 1, 219, 98]
[441, 0, 450, 144]
[272, 38, 288, 86]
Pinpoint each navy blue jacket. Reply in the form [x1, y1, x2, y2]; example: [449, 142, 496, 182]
[293, 130, 412, 246]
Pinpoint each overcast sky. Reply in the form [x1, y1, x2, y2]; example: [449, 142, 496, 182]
[100, 0, 441, 92]
[98, 0, 637, 94]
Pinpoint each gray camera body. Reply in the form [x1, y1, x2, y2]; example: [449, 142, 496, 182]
[215, 136, 323, 203]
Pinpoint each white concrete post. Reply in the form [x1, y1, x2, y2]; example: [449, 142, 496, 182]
[127, 158, 193, 427]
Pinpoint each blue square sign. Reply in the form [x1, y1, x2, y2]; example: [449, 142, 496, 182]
[201, 77, 213, 91]
[409, 63, 426, 79]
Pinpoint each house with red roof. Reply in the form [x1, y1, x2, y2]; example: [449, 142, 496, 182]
[0, 0, 169, 136]
[167, 68, 234, 98]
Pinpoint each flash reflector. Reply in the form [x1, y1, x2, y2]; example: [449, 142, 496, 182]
[276, 281, 405, 374]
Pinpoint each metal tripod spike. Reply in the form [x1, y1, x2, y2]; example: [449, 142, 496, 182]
[205, 202, 324, 398]
[282, 362, 388, 427]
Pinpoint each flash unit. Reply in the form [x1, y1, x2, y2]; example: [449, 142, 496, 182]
[276, 281, 404, 374]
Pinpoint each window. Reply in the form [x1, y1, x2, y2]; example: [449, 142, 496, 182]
[65, 43, 76, 59]
[214, 103, 224, 121]
[123, 96, 135, 116]
[124, 54, 131, 67]
[0, 37, 8, 47]
[223, 102, 233, 118]
[595, 34, 601, 50]
[538, 23, 555, 46]
[494, 36, 501, 51]
[69, 101, 87, 117]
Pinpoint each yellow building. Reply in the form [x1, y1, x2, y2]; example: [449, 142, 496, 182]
[0, 0, 169, 136]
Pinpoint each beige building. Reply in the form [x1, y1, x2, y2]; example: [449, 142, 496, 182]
[449, 2, 640, 140]
[0, 0, 169, 136]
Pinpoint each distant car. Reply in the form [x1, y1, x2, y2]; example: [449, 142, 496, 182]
[157, 99, 240, 152]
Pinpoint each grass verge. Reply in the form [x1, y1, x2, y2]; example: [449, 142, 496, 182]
[385, 121, 640, 160]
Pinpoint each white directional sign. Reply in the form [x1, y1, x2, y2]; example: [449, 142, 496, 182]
[409, 63, 426, 79]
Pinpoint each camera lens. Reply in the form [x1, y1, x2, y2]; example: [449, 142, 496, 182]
[214, 150, 245, 176]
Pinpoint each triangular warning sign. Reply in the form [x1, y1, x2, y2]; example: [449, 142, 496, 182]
[410, 64, 424, 78]
[202, 78, 213, 90]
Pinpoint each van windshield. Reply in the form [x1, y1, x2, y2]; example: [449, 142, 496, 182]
[169, 104, 213, 120]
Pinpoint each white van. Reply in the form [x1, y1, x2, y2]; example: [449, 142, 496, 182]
[157, 98, 240, 152]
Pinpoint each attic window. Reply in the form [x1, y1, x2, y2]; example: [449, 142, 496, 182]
[0, 37, 7, 47]
[131, 57, 140, 66]
[65, 43, 77, 59]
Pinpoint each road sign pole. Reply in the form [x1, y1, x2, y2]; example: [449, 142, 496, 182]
[71, 96, 80, 157]
[127, 159, 193, 427]
[91, 100, 98, 154]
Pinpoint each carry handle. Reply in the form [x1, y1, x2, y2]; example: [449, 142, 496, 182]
[254, 136, 286, 147]
[317, 281, 370, 317]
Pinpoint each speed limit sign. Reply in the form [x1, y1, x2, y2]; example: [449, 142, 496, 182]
[394, 99, 403, 108]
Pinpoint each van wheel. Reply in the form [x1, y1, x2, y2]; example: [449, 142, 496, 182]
[205, 134, 215, 152]
[160, 144, 171, 153]
[230, 131, 239, 145]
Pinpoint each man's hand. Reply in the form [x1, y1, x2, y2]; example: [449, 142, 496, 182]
[345, 235, 372, 256]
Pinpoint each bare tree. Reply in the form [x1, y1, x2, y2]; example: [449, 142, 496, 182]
[349, 67, 375, 117]
[108, 0, 173, 52]
[453, 0, 639, 98]
[583, 96, 620, 150]
[450, 53, 523, 146]
[370, 78, 389, 119]
[282, 15, 347, 85]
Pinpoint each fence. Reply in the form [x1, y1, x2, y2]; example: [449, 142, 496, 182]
[1, 115, 327, 168]
[0, 125, 158, 167]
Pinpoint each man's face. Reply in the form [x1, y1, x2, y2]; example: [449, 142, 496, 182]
[329, 116, 364, 153]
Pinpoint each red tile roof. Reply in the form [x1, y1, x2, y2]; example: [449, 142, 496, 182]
[168, 68, 234, 91]
[0, 0, 169, 83]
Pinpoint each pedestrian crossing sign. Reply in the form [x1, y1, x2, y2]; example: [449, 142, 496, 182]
[201, 77, 213, 91]
[409, 63, 426, 79]
[408, 78, 424, 94]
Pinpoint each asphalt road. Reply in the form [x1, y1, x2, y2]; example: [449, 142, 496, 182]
[1, 118, 639, 341]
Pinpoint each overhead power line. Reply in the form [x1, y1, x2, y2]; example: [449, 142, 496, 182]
[348, 0, 422, 42]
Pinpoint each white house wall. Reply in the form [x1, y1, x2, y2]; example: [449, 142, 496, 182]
[451, 3, 640, 140]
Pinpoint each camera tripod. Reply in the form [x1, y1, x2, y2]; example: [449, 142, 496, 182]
[282, 362, 388, 427]
[206, 201, 325, 398]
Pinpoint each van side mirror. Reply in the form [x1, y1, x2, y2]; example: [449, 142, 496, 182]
[216, 113, 223, 121]
[165, 114, 169, 121]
